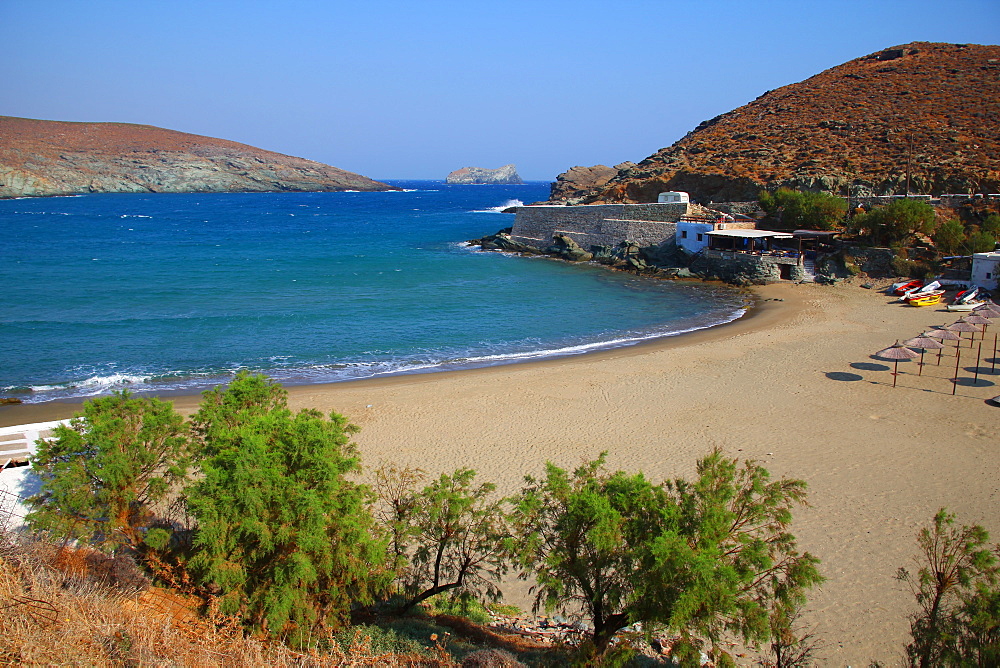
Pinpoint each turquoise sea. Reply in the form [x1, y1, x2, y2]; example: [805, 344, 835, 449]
[0, 182, 747, 404]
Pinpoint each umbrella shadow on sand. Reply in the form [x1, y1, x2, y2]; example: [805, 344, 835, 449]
[852, 361, 890, 371]
[826, 371, 864, 381]
[955, 376, 997, 387]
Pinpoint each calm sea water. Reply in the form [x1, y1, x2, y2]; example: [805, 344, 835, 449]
[0, 181, 747, 404]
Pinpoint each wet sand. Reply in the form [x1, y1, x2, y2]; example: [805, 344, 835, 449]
[3, 281, 998, 664]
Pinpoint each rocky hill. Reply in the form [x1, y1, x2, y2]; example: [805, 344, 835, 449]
[551, 42, 1000, 205]
[0, 116, 395, 198]
[446, 164, 523, 184]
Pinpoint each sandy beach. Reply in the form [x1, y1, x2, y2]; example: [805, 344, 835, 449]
[3, 281, 998, 665]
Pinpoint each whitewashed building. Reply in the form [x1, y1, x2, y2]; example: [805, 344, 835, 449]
[971, 251, 1000, 290]
[675, 214, 756, 254]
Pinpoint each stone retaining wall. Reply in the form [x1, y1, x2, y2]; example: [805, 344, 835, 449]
[512, 203, 687, 250]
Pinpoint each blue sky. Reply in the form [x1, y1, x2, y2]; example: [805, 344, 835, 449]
[3, 0, 998, 181]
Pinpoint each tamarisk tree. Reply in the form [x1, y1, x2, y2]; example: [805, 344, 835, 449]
[374, 465, 510, 613]
[898, 509, 1000, 667]
[186, 372, 389, 645]
[510, 450, 822, 664]
[27, 391, 191, 552]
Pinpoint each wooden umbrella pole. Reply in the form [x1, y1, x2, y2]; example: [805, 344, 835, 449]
[993, 332, 998, 373]
[893, 359, 899, 387]
[952, 346, 962, 395]
[974, 341, 982, 385]
[918, 349, 925, 375]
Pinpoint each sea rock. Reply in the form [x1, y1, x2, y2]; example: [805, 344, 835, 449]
[0, 116, 396, 198]
[549, 163, 635, 201]
[446, 164, 523, 185]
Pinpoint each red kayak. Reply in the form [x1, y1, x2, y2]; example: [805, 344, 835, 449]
[893, 279, 923, 295]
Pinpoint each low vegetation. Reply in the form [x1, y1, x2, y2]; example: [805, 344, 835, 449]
[12, 373, 1000, 664]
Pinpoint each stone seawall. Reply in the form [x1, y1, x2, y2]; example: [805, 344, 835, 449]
[511, 203, 688, 250]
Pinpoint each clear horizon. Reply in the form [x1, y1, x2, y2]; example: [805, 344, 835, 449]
[3, 0, 998, 182]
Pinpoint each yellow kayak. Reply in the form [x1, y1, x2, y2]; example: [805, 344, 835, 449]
[908, 293, 943, 307]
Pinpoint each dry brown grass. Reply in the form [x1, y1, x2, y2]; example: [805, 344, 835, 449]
[0, 534, 457, 667]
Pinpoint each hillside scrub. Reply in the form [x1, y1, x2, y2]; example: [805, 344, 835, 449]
[759, 188, 847, 230]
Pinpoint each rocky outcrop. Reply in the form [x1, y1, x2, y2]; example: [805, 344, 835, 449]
[549, 163, 635, 201]
[551, 42, 1000, 204]
[446, 164, 523, 184]
[0, 116, 396, 198]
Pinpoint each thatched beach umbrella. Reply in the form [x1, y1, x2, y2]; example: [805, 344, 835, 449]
[973, 305, 1000, 318]
[903, 336, 945, 375]
[973, 303, 1000, 317]
[962, 313, 991, 334]
[946, 320, 980, 348]
[926, 328, 962, 363]
[875, 341, 920, 387]
[971, 306, 1000, 371]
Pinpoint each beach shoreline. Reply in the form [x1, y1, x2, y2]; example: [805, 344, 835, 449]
[0, 283, 775, 427]
[3, 281, 998, 664]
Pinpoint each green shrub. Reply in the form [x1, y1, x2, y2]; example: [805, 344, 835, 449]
[186, 372, 390, 646]
[426, 592, 494, 625]
[333, 623, 430, 656]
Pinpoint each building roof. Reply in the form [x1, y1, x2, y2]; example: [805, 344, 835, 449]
[792, 230, 839, 237]
[706, 229, 793, 239]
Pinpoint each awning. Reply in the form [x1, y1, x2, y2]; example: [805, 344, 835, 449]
[706, 230, 793, 239]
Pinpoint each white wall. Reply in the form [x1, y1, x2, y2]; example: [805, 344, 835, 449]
[676, 221, 715, 254]
[971, 252, 1000, 290]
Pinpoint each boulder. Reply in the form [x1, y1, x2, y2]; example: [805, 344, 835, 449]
[547, 234, 593, 262]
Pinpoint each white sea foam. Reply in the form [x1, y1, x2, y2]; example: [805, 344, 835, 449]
[471, 199, 523, 213]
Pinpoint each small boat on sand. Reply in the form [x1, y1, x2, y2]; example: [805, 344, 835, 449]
[898, 280, 942, 302]
[946, 300, 986, 312]
[892, 279, 924, 296]
[908, 293, 944, 307]
[954, 285, 981, 304]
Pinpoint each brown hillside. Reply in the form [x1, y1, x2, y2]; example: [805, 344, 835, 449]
[0, 116, 395, 197]
[554, 42, 1000, 204]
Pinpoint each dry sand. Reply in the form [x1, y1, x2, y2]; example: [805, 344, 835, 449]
[3, 281, 998, 665]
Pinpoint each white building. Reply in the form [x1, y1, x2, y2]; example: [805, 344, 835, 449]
[675, 214, 756, 254]
[971, 251, 1000, 290]
[657, 191, 690, 204]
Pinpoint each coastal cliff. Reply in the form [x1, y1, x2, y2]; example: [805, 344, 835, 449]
[0, 116, 395, 198]
[551, 42, 1000, 204]
[446, 164, 523, 184]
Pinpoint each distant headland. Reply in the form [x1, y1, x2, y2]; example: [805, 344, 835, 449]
[445, 164, 523, 185]
[0, 116, 397, 198]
